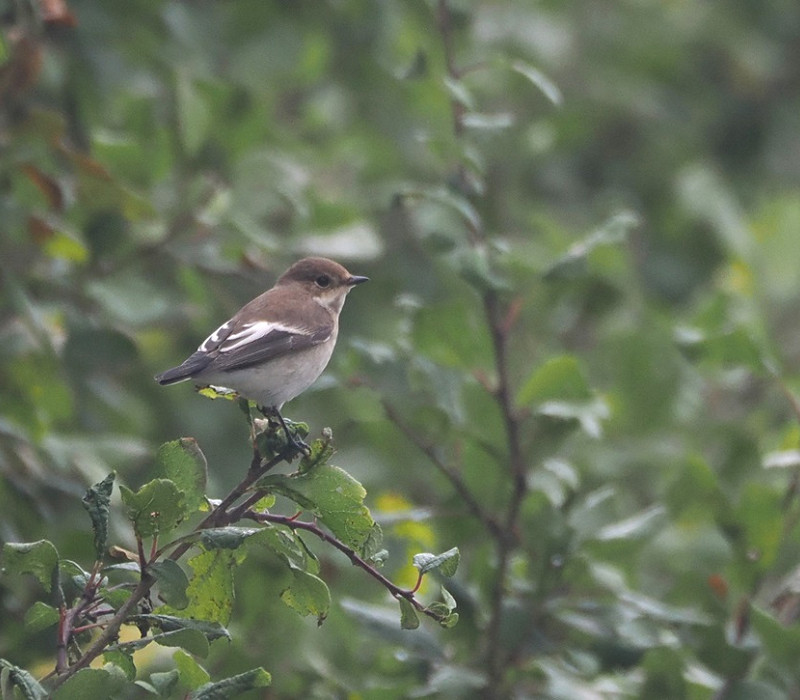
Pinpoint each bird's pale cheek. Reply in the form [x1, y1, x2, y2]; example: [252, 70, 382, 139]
[315, 292, 347, 313]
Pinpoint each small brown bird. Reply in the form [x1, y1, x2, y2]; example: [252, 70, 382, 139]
[156, 257, 368, 445]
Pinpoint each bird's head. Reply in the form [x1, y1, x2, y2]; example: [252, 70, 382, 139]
[277, 257, 369, 313]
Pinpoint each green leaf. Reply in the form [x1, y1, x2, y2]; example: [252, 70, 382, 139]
[537, 398, 610, 439]
[763, 449, 800, 470]
[750, 605, 800, 669]
[2, 540, 59, 592]
[259, 464, 380, 557]
[248, 493, 276, 511]
[455, 246, 509, 292]
[735, 483, 784, 569]
[158, 549, 241, 625]
[151, 560, 190, 609]
[100, 586, 132, 609]
[280, 569, 331, 624]
[360, 523, 385, 562]
[24, 601, 59, 632]
[81, 472, 115, 561]
[441, 586, 457, 612]
[440, 612, 459, 628]
[674, 325, 767, 373]
[50, 667, 126, 700]
[126, 614, 230, 657]
[198, 527, 262, 550]
[119, 479, 186, 538]
[155, 629, 210, 658]
[149, 669, 180, 696]
[197, 385, 239, 401]
[516, 355, 592, 406]
[398, 597, 420, 630]
[176, 71, 212, 155]
[156, 439, 208, 513]
[42, 230, 89, 263]
[442, 76, 476, 111]
[103, 650, 136, 681]
[0, 659, 48, 700]
[510, 59, 563, 106]
[133, 616, 230, 641]
[412, 547, 460, 577]
[134, 680, 158, 694]
[425, 598, 460, 628]
[593, 506, 667, 541]
[113, 626, 211, 658]
[461, 112, 514, 131]
[255, 526, 308, 570]
[528, 458, 581, 508]
[426, 602, 450, 617]
[544, 211, 639, 281]
[297, 430, 336, 474]
[190, 667, 271, 699]
[676, 164, 753, 262]
[401, 185, 482, 234]
[174, 650, 211, 691]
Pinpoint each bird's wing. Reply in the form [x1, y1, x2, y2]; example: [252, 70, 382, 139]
[155, 318, 332, 384]
[205, 319, 333, 372]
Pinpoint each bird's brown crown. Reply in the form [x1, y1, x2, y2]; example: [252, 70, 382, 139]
[277, 257, 367, 291]
[279, 257, 349, 284]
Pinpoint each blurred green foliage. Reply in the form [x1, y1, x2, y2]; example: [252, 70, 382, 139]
[2, 0, 800, 697]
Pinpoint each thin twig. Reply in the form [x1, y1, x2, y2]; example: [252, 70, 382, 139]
[381, 398, 503, 538]
[481, 290, 528, 697]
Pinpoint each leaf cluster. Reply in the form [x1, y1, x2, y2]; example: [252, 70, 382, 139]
[1, 427, 459, 696]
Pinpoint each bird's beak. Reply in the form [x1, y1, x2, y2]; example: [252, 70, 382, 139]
[347, 275, 369, 286]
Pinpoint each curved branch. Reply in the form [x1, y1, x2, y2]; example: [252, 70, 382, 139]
[245, 511, 446, 623]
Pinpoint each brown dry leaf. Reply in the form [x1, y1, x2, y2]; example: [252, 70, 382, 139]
[28, 215, 56, 245]
[20, 163, 64, 211]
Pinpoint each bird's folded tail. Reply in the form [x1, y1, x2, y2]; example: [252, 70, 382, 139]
[155, 351, 212, 385]
[154, 367, 190, 385]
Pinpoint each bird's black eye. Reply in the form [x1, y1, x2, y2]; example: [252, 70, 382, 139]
[315, 275, 331, 288]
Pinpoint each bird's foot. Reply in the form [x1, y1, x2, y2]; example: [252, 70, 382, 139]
[258, 406, 311, 457]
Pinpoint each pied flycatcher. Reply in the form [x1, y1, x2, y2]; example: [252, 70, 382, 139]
[155, 257, 368, 444]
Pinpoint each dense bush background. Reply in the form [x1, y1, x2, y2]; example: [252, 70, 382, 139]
[3, 0, 800, 697]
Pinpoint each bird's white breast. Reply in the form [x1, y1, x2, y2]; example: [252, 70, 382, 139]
[195, 333, 337, 408]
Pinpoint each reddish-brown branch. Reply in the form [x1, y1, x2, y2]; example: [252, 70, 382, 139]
[244, 511, 445, 622]
[481, 291, 528, 697]
[51, 573, 155, 689]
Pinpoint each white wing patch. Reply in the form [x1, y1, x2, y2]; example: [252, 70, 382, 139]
[199, 320, 233, 352]
[219, 321, 312, 353]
